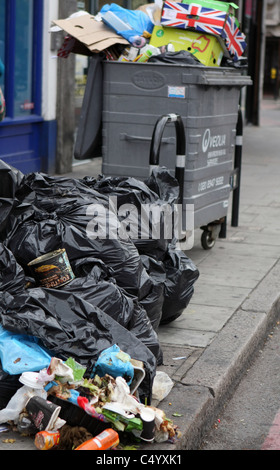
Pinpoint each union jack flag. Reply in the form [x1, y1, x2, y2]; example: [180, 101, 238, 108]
[222, 15, 247, 60]
[161, 1, 227, 36]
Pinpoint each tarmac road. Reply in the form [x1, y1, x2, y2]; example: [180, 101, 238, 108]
[200, 316, 280, 450]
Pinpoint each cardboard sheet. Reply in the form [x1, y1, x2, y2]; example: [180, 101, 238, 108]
[52, 14, 129, 53]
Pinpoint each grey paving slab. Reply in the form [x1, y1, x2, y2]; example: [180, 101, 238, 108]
[229, 230, 280, 247]
[189, 281, 251, 309]
[168, 304, 234, 332]
[0, 428, 36, 451]
[180, 308, 268, 393]
[158, 325, 216, 348]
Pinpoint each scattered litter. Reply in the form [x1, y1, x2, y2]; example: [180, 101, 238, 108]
[0, 425, 8, 433]
[0, 355, 180, 449]
[152, 371, 174, 402]
[50, 1, 247, 66]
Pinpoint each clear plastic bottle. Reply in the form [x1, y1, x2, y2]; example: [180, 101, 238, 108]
[118, 46, 139, 62]
[75, 428, 119, 450]
[134, 45, 161, 63]
[34, 430, 60, 450]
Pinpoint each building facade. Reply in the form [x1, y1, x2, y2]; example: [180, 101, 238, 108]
[0, 0, 58, 174]
[264, 0, 280, 98]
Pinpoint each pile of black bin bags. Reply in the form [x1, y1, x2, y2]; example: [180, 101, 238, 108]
[0, 159, 199, 409]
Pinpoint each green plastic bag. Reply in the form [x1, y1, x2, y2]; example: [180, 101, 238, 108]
[0, 87, 5, 122]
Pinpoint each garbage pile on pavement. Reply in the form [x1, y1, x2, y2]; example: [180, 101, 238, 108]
[0, 159, 199, 449]
[0, 354, 177, 450]
[51, 0, 247, 68]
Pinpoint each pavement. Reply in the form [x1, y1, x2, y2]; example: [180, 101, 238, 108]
[1, 98, 280, 451]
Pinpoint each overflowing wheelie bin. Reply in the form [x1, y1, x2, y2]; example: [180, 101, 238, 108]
[91, 59, 251, 249]
[71, 1, 252, 249]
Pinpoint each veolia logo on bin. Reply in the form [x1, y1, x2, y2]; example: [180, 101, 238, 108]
[132, 71, 165, 89]
[202, 128, 227, 159]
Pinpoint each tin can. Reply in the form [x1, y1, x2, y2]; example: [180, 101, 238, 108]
[34, 431, 60, 450]
[27, 249, 75, 289]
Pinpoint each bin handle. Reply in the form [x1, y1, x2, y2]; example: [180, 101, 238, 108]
[120, 133, 175, 144]
[149, 113, 185, 205]
[181, 72, 253, 87]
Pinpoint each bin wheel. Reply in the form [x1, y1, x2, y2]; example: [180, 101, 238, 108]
[201, 230, 216, 250]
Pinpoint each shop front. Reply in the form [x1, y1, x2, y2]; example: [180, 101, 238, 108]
[0, 0, 57, 174]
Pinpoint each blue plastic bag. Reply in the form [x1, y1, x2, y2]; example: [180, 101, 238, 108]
[92, 344, 134, 385]
[0, 326, 52, 375]
[100, 3, 154, 44]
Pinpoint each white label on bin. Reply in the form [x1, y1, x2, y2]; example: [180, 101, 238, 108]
[168, 86, 185, 99]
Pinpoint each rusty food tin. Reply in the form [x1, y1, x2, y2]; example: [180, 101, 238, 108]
[28, 249, 75, 288]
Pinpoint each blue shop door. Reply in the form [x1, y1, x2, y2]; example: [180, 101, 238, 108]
[0, 0, 45, 174]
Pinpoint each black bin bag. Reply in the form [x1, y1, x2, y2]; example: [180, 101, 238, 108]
[138, 254, 166, 332]
[0, 242, 26, 295]
[0, 365, 21, 410]
[0, 242, 157, 403]
[0, 287, 156, 402]
[90, 168, 179, 261]
[160, 242, 200, 325]
[0, 162, 200, 402]
[148, 50, 203, 66]
[0, 159, 24, 199]
[5, 172, 143, 296]
[0, 160, 25, 240]
[61, 257, 163, 364]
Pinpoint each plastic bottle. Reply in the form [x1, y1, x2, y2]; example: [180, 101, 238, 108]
[34, 430, 60, 450]
[75, 428, 119, 450]
[134, 45, 161, 63]
[159, 43, 175, 53]
[118, 47, 139, 62]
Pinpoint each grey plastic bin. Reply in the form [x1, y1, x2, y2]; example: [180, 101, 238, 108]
[75, 57, 251, 248]
[100, 60, 251, 243]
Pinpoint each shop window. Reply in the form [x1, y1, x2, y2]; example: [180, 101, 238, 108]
[0, 0, 5, 93]
[0, 0, 43, 121]
[14, 0, 34, 117]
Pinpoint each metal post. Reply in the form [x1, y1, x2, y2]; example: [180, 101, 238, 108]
[231, 106, 243, 227]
